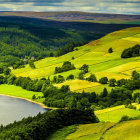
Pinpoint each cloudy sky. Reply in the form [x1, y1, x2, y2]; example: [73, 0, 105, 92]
[0, 0, 139, 14]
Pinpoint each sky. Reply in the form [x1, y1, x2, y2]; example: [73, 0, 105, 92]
[0, 0, 139, 15]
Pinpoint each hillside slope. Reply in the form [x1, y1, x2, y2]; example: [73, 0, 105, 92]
[12, 27, 140, 92]
[12, 27, 140, 76]
[49, 119, 140, 140]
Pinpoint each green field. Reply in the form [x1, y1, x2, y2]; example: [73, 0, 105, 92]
[0, 84, 44, 104]
[55, 79, 113, 94]
[53, 120, 140, 140]
[103, 120, 140, 140]
[96, 106, 140, 122]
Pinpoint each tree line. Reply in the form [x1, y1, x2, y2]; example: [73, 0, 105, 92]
[0, 69, 140, 109]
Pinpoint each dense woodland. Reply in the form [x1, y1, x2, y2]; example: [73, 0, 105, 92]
[0, 16, 108, 68]
[0, 16, 139, 68]
[0, 109, 98, 140]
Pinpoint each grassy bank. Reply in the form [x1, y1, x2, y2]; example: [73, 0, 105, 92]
[0, 84, 52, 109]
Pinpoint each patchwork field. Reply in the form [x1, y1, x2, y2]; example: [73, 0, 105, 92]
[48, 103, 140, 140]
[103, 120, 140, 140]
[55, 79, 113, 94]
[49, 119, 140, 140]
[11, 27, 140, 92]
[96, 106, 140, 122]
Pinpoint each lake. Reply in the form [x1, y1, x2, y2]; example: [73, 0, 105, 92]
[0, 95, 46, 126]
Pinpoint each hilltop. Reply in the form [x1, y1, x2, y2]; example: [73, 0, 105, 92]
[12, 27, 140, 92]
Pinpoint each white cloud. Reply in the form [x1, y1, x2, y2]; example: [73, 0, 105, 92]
[0, 0, 139, 14]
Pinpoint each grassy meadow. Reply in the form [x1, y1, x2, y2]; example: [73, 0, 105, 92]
[103, 120, 140, 140]
[0, 84, 44, 104]
[54, 120, 140, 140]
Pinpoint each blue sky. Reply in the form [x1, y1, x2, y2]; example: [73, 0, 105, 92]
[0, 0, 139, 14]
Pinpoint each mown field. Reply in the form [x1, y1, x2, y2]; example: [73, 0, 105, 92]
[0, 84, 44, 103]
[95, 104, 140, 122]
[11, 27, 140, 93]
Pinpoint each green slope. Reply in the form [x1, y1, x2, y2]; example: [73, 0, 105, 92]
[54, 120, 140, 140]
[11, 27, 140, 92]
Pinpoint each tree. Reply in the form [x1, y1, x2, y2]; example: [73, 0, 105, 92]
[99, 77, 108, 84]
[109, 78, 116, 87]
[32, 94, 36, 100]
[29, 61, 36, 69]
[0, 75, 4, 84]
[78, 72, 84, 80]
[76, 102, 83, 109]
[3, 68, 11, 75]
[100, 88, 108, 98]
[79, 64, 89, 73]
[67, 74, 74, 80]
[108, 47, 113, 53]
[53, 76, 57, 83]
[81, 98, 90, 108]
[60, 85, 70, 93]
[87, 74, 97, 82]
[132, 70, 140, 80]
[57, 75, 65, 83]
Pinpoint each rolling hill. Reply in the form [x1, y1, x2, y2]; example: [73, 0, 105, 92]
[0, 11, 140, 24]
[12, 27, 140, 93]
[1, 15, 139, 66]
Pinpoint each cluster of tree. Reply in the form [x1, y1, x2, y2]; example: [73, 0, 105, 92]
[116, 71, 140, 90]
[0, 66, 11, 75]
[53, 75, 65, 84]
[55, 61, 76, 74]
[121, 44, 140, 58]
[0, 108, 98, 140]
[28, 60, 36, 69]
[56, 41, 85, 56]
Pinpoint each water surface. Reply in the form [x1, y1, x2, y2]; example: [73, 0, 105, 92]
[0, 95, 46, 125]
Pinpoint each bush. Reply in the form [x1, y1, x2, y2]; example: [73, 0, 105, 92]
[125, 104, 136, 110]
[119, 115, 130, 122]
[108, 47, 113, 53]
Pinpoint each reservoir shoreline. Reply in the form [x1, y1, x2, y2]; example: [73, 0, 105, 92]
[0, 93, 57, 110]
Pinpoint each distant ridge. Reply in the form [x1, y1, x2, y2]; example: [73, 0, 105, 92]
[0, 11, 140, 24]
